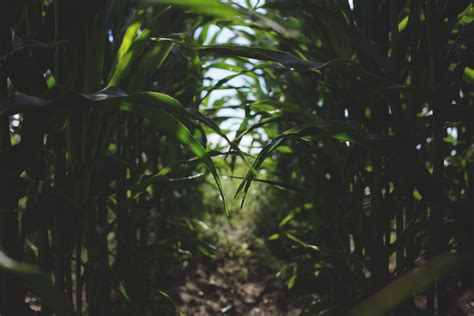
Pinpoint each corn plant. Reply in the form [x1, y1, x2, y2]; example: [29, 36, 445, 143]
[0, 1, 232, 315]
[220, 0, 473, 314]
[0, 0, 473, 315]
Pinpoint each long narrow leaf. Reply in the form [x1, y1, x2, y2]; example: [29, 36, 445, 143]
[143, 0, 241, 18]
[0, 88, 227, 212]
[0, 251, 76, 315]
[346, 254, 465, 316]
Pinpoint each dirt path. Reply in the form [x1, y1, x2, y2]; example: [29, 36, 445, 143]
[154, 223, 302, 315]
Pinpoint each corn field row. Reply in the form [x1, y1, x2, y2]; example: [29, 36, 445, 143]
[0, 0, 473, 315]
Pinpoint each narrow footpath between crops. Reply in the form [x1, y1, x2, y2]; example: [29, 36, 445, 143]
[144, 208, 474, 316]
[147, 214, 304, 316]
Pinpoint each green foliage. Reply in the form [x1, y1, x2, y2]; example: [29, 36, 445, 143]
[144, 0, 241, 18]
[0, 0, 472, 315]
[0, 251, 76, 315]
[195, 0, 473, 314]
[346, 254, 465, 316]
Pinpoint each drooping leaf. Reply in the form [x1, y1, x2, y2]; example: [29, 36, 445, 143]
[152, 39, 396, 90]
[143, 0, 241, 18]
[116, 103, 226, 211]
[0, 88, 227, 212]
[235, 121, 393, 206]
[287, 274, 297, 289]
[153, 38, 326, 71]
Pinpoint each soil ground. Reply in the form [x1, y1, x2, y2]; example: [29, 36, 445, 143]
[148, 217, 302, 315]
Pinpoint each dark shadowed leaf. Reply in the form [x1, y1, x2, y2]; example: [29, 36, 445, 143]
[143, 0, 241, 18]
[0, 251, 76, 315]
[236, 121, 393, 206]
[0, 88, 227, 212]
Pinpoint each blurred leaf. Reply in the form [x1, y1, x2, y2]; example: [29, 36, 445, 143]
[398, 16, 409, 32]
[267, 233, 280, 240]
[150, 288, 184, 316]
[0, 251, 76, 315]
[286, 232, 319, 251]
[287, 274, 297, 289]
[458, 4, 473, 24]
[117, 281, 132, 303]
[279, 212, 296, 227]
[464, 67, 474, 84]
[346, 254, 464, 316]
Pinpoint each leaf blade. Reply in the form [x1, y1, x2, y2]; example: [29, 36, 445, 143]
[143, 0, 241, 18]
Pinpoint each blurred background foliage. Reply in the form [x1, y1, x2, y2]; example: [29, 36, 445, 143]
[0, 0, 473, 315]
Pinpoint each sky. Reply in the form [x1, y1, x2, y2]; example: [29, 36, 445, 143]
[203, 0, 356, 149]
[199, 0, 266, 150]
[203, 0, 458, 152]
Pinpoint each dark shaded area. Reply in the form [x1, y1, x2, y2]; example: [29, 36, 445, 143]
[0, 1, 473, 316]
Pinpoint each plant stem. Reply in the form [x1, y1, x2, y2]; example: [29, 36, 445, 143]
[426, 0, 446, 313]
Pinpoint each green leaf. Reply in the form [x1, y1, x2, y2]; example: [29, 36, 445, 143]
[117, 280, 132, 303]
[398, 16, 409, 32]
[93, 92, 228, 212]
[285, 232, 319, 251]
[267, 233, 280, 240]
[111, 10, 144, 73]
[143, 0, 241, 18]
[108, 7, 172, 88]
[346, 254, 464, 316]
[234, 134, 289, 206]
[412, 189, 422, 201]
[287, 274, 297, 289]
[464, 67, 474, 84]
[155, 39, 326, 71]
[0, 94, 48, 116]
[119, 103, 226, 208]
[108, 26, 151, 87]
[127, 40, 174, 93]
[0, 250, 76, 315]
[150, 288, 184, 316]
[458, 4, 473, 24]
[235, 121, 393, 206]
[279, 212, 296, 227]
[0, 88, 227, 212]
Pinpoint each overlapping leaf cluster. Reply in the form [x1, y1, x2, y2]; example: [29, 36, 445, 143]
[201, 0, 473, 314]
[0, 1, 232, 315]
[0, 0, 472, 315]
